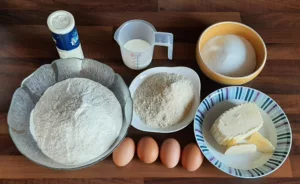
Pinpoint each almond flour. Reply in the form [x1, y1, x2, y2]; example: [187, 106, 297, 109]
[133, 73, 194, 128]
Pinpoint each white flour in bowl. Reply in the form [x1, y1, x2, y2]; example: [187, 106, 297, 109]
[30, 78, 122, 165]
[133, 73, 194, 128]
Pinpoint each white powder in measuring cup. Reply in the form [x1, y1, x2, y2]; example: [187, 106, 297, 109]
[201, 34, 256, 77]
[133, 73, 194, 128]
[30, 78, 122, 165]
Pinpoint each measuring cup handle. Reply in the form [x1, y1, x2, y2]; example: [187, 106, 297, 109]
[155, 32, 174, 60]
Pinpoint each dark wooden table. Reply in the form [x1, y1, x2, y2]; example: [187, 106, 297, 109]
[1, 0, 300, 183]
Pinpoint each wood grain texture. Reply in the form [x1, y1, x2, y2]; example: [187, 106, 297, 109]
[0, 0, 300, 183]
[159, 2, 300, 43]
[290, 155, 300, 177]
[241, 13, 300, 29]
[289, 115, 300, 155]
[0, 179, 143, 184]
[0, 116, 8, 134]
[0, 156, 293, 179]
[145, 178, 300, 184]
[0, 11, 241, 25]
[0, 178, 299, 184]
[0, 0, 158, 11]
[266, 44, 300, 60]
[239, 13, 300, 43]
[158, 0, 300, 13]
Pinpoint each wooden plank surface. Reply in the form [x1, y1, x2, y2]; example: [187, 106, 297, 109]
[158, 0, 300, 13]
[0, 0, 158, 11]
[0, 11, 240, 25]
[0, 0, 300, 183]
[0, 156, 293, 179]
[145, 178, 300, 184]
[0, 178, 299, 184]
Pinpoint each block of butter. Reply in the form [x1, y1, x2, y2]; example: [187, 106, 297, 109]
[210, 103, 263, 145]
[248, 132, 275, 153]
[225, 143, 257, 155]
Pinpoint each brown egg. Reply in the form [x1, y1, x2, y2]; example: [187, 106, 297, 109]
[181, 143, 203, 171]
[137, 136, 159, 164]
[112, 137, 135, 167]
[160, 138, 181, 168]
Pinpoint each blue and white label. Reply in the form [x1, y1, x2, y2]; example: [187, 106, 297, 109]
[51, 27, 80, 51]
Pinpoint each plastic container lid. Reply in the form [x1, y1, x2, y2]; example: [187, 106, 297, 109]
[47, 10, 75, 35]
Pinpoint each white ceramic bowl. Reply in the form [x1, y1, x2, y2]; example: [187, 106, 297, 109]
[129, 67, 201, 133]
[194, 86, 292, 178]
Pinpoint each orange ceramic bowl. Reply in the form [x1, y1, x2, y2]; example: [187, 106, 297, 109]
[196, 22, 267, 85]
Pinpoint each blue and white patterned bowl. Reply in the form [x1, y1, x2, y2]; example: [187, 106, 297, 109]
[194, 86, 292, 178]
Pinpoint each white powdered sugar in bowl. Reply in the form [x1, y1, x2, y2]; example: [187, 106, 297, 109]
[201, 34, 256, 77]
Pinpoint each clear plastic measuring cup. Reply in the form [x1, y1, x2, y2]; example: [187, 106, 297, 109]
[114, 20, 173, 70]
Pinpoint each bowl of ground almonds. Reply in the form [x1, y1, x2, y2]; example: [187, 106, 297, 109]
[129, 67, 201, 133]
[7, 58, 132, 170]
